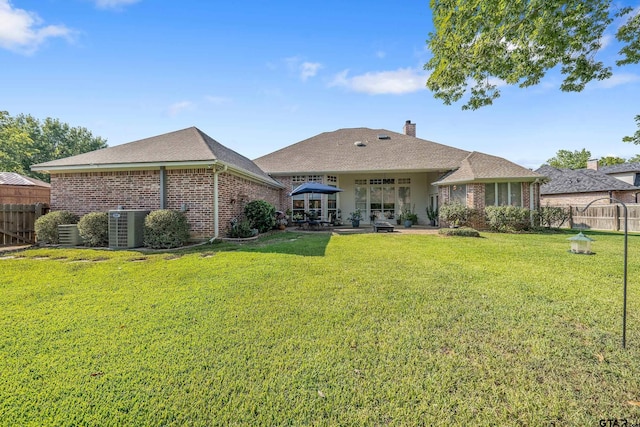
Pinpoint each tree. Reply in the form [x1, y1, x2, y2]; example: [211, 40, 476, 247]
[0, 111, 107, 182]
[599, 155, 626, 166]
[426, 0, 640, 139]
[628, 154, 640, 163]
[546, 149, 591, 169]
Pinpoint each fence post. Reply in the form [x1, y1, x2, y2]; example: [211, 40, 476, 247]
[568, 205, 574, 229]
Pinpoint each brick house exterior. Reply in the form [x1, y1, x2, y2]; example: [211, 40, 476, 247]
[0, 172, 50, 205]
[33, 128, 283, 239]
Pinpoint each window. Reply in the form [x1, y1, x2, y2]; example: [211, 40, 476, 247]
[398, 178, 411, 184]
[450, 184, 466, 204]
[484, 183, 523, 207]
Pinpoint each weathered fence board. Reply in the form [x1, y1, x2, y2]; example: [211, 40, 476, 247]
[569, 204, 640, 232]
[0, 204, 49, 246]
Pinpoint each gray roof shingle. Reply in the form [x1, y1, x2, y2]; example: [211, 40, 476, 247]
[599, 162, 640, 174]
[434, 151, 542, 184]
[536, 165, 640, 194]
[32, 127, 281, 187]
[253, 128, 471, 174]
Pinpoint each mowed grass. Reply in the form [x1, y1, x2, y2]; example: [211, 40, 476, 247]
[0, 231, 639, 426]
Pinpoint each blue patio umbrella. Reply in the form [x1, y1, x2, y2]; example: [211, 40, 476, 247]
[289, 182, 343, 196]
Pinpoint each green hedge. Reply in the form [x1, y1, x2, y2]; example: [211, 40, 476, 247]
[143, 210, 190, 249]
[439, 202, 476, 227]
[244, 200, 276, 233]
[485, 206, 531, 232]
[77, 212, 109, 247]
[438, 227, 481, 237]
[34, 210, 79, 244]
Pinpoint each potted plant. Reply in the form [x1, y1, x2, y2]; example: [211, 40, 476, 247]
[347, 209, 363, 228]
[426, 206, 438, 227]
[400, 206, 417, 228]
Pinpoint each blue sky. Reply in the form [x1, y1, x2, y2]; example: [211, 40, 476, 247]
[2, 0, 640, 169]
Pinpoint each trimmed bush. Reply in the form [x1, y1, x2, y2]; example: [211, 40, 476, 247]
[34, 210, 79, 244]
[485, 206, 531, 232]
[244, 200, 276, 233]
[143, 210, 190, 249]
[439, 202, 476, 227]
[438, 227, 481, 237]
[535, 205, 570, 229]
[77, 212, 109, 247]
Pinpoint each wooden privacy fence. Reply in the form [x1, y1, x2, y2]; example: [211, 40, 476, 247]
[0, 204, 49, 246]
[569, 203, 640, 232]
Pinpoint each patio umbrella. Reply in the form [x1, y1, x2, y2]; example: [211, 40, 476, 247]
[289, 182, 343, 196]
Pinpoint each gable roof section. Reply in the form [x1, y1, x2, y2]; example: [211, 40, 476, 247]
[599, 162, 640, 174]
[536, 165, 639, 195]
[31, 127, 282, 188]
[434, 152, 542, 185]
[0, 172, 50, 187]
[253, 128, 471, 174]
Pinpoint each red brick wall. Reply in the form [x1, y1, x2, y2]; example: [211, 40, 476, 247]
[541, 190, 638, 207]
[50, 168, 283, 239]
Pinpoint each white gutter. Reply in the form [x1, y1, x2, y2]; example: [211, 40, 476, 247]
[213, 164, 227, 239]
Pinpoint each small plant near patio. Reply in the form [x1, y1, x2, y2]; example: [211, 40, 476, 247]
[426, 205, 439, 225]
[535, 205, 571, 229]
[400, 205, 418, 225]
[438, 202, 476, 227]
[34, 210, 79, 244]
[227, 217, 256, 238]
[438, 226, 480, 237]
[244, 200, 276, 233]
[143, 209, 190, 249]
[77, 212, 109, 247]
[485, 205, 532, 232]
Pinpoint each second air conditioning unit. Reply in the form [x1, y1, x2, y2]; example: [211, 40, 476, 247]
[108, 209, 149, 249]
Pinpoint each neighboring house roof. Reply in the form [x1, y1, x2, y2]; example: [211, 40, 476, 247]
[434, 152, 542, 185]
[599, 162, 640, 174]
[31, 127, 282, 188]
[253, 128, 472, 174]
[0, 172, 50, 187]
[536, 165, 640, 195]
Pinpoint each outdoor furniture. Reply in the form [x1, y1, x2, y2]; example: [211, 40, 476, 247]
[373, 221, 395, 232]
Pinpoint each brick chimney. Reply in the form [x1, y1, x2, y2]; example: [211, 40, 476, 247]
[587, 158, 599, 170]
[403, 120, 416, 137]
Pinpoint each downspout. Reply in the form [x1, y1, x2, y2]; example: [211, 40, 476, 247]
[529, 182, 535, 226]
[160, 166, 167, 209]
[213, 164, 227, 240]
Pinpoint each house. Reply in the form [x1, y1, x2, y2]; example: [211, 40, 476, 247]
[0, 172, 51, 205]
[597, 161, 640, 187]
[537, 162, 640, 206]
[31, 127, 284, 239]
[254, 121, 543, 227]
[32, 121, 543, 238]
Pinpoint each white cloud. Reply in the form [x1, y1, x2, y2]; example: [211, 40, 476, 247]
[328, 68, 427, 95]
[284, 56, 323, 81]
[94, 0, 141, 10]
[0, 0, 74, 54]
[375, 50, 386, 59]
[594, 72, 640, 89]
[300, 62, 322, 81]
[166, 101, 194, 117]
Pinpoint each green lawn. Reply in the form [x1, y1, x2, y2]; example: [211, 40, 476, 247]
[1, 231, 639, 426]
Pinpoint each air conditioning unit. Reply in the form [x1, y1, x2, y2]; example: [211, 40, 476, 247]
[108, 210, 149, 249]
[58, 224, 83, 246]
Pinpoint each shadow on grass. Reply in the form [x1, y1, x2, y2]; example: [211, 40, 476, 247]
[175, 231, 332, 257]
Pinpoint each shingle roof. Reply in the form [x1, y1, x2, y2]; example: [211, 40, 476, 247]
[31, 127, 281, 187]
[536, 165, 639, 195]
[434, 152, 542, 185]
[0, 172, 50, 187]
[599, 162, 640, 174]
[253, 128, 471, 174]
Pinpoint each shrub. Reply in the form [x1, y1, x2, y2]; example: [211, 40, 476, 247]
[439, 202, 476, 227]
[535, 205, 570, 229]
[438, 227, 481, 237]
[227, 217, 256, 238]
[143, 210, 190, 249]
[244, 200, 276, 233]
[34, 210, 79, 244]
[484, 206, 532, 232]
[77, 212, 109, 247]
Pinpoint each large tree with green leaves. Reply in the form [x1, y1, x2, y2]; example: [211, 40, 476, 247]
[0, 111, 107, 182]
[546, 148, 592, 169]
[426, 0, 640, 142]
